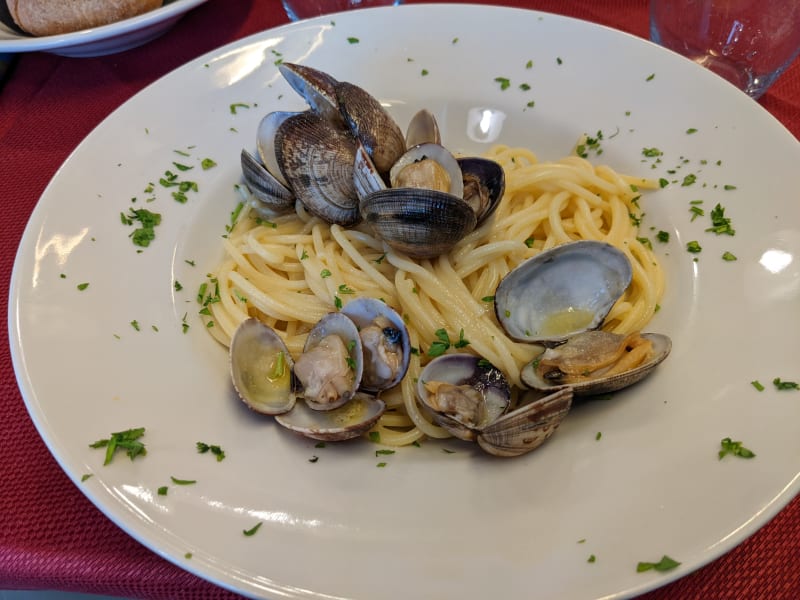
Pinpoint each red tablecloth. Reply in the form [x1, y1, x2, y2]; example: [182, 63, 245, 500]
[1, 1, 799, 598]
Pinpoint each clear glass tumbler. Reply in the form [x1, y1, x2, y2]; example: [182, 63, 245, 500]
[282, 0, 402, 22]
[650, 0, 800, 99]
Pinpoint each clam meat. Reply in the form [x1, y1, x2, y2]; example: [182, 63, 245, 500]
[521, 330, 671, 395]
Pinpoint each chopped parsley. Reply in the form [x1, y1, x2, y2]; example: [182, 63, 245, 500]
[751, 380, 765, 391]
[368, 431, 381, 443]
[686, 241, 702, 253]
[575, 131, 604, 158]
[773, 378, 799, 390]
[347, 37, 360, 44]
[722, 251, 737, 261]
[645, 73, 655, 81]
[706, 203, 735, 235]
[201, 158, 217, 170]
[494, 76, 511, 90]
[718, 437, 755, 459]
[636, 555, 680, 572]
[77, 282, 90, 291]
[122, 208, 162, 248]
[681, 173, 697, 186]
[89, 427, 147, 465]
[170, 476, 197, 485]
[229, 103, 250, 114]
[243, 522, 263, 536]
[427, 328, 470, 357]
[197, 442, 226, 461]
[656, 230, 670, 243]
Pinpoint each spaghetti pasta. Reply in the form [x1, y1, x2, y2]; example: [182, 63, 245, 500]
[204, 145, 665, 446]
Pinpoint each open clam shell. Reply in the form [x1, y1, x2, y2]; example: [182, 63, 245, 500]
[229, 318, 296, 415]
[521, 331, 672, 396]
[495, 240, 633, 345]
[389, 143, 464, 199]
[458, 157, 505, 225]
[340, 297, 411, 393]
[275, 393, 385, 442]
[417, 354, 511, 441]
[296, 312, 364, 411]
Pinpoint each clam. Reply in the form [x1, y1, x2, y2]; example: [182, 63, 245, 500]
[495, 239, 672, 396]
[274, 111, 361, 226]
[417, 354, 573, 456]
[240, 148, 295, 215]
[495, 240, 633, 345]
[405, 108, 441, 147]
[336, 80, 406, 177]
[294, 312, 364, 411]
[275, 392, 385, 442]
[360, 188, 478, 259]
[340, 297, 411, 393]
[278, 62, 342, 125]
[229, 313, 387, 442]
[229, 318, 296, 415]
[358, 141, 504, 259]
[521, 330, 672, 395]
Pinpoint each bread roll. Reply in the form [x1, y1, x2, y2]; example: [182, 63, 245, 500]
[8, 0, 165, 36]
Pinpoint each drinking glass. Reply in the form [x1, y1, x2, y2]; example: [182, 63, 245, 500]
[650, 0, 800, 99]
[283, 0, 402, 22]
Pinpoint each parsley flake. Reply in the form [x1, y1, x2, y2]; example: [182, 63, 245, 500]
[773, 378, 800, 390]
[718, 437, 755, 459]
[243, 522, 263, 536]
[637, 555, 680, 572]
[89, 427, 147, 465]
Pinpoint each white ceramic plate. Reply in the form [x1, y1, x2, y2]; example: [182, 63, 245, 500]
[0, 0, 208, 57]
[9, 5, 800, 599]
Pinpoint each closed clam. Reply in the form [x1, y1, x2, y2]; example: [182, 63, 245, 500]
[275, 111, 360, 226]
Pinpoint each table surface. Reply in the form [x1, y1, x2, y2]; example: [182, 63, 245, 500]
[2, 1, 799, 598]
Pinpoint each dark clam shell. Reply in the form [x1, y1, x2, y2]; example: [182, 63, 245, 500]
[278, 62, 342, 125]
[275, 111, 361, 226]
[360, 188, 478, 258]
[240, 149, 295, 214]
[457, 157, 505, 225]
[336, 80, 406, 177]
